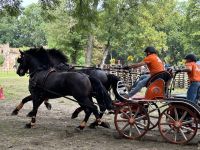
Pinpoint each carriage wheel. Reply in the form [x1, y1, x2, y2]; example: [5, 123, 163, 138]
[114, 103, 150, 140]
[158, 105, 198, 144]
[147, 102, 160, 130]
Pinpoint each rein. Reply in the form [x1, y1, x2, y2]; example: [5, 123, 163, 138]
[73, 65, 139, 74]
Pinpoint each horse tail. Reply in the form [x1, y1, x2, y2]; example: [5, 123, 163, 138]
[106, 74, 123, 101]
[89, 76, 113, 111]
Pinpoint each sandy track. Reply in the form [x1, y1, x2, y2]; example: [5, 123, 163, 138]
[0, 98, 199, 150]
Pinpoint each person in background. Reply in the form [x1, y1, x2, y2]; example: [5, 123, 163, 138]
[122, 46, 164, 99]
[178, 54, 200, 104]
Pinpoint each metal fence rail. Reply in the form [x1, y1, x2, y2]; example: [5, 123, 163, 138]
[102, 64, 189, 89]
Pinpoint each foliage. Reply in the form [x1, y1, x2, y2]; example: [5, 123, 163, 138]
[44, 0, 86, 64]
[127, 55, 134, 62]
[0, 0, 22, 16]
[0, 0, 199, 65]
[0, 4, 47, 47]
[110, 58, 116, 64]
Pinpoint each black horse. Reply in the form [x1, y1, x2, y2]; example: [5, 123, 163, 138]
[12, 48, 121, 127]
[12, 48, 121, 118]
[16, 48, 112, 129]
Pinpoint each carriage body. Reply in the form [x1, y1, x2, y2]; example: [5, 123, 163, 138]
[114, 70, 200, 144]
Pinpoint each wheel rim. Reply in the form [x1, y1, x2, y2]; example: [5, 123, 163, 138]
[158, 105, 198, 144]
[114, 103, 150, 139]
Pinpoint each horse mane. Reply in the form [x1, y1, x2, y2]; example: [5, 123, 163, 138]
[25, 47, 53, 67]
[47, 48, 69, 63]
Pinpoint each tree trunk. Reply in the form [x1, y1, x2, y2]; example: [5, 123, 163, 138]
[100, 38, 111, 68]
[85, 34, 93, 66]
[71, 50, 77, 64]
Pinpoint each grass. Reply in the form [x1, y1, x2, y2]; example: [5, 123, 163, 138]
[0, 70, 19, 77]
[0, 71, 29, 101]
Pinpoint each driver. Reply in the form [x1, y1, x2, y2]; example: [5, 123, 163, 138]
[123, 46, 164, 99]
[178, 54, 200, 104]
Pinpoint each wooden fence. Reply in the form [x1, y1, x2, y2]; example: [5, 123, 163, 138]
[102, 64, 189, 89]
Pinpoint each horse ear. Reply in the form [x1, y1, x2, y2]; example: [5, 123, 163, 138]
[19, 50, 24, 55]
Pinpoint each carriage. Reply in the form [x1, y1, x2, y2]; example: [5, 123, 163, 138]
[114, 69, 200, 144]
[14, 47, 200, 145]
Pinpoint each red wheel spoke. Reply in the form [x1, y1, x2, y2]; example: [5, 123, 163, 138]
[120, 111, 130, 119]
[163, 128, 173, 134]
[182, 120, 193, 125]
[174, 107, 179, 121]
[133, 106, 140, 117]
[134, 124, 141, 135]
[180, 111, 188, 121]
[128, 106, 133, 117]
[135, 114, 146, 121]
[136, 121, 146, 128]
[182, 126, 195, 132]
[180, 129, 188, 140]
[174, 130, 177, 142]
[129, 125, 133, 137]
[116, 119, 128, 122]
[163, 112, 175, 121]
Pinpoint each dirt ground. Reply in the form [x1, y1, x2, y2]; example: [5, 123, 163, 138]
[0, 98, 200, 150]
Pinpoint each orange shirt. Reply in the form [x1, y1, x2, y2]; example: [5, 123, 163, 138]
[143, 54, 164, 75]
[185, 62, 200, 82]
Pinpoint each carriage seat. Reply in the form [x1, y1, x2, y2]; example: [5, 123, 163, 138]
[146, 71, 172, 87]
[145, 71, 172, 100]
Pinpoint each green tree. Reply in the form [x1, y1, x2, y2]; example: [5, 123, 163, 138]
[45, 0, 85, 64]
[0, 4, 47, 47]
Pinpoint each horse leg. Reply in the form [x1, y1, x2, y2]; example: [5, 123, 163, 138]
[25, 98, 44, 128]
[76, 96, 100, 130]
[89, 97, 110, 129]
[26, 99, 51, 117]
[71, 107, 83, 119]
[44, 99, 52, 110]
[76, 97, 93, 130]
[11, 95, 32, 115]
[77, 107, 92, 130]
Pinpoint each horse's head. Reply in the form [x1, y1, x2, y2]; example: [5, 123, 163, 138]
[16, 50, 29, 76]
[17, 47, 52, 76]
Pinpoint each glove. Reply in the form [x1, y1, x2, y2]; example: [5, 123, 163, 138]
[123, 65, 130, 70]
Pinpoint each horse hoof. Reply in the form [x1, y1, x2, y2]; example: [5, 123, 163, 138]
[89, 122, 98, 129]
[27, 112, 34, 117]
[76, 125, 85, 130]
[99, 122, 110, 128]
[11, 110, 18, 115]
[45, 103, 52, 110]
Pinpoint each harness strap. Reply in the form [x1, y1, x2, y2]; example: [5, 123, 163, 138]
[42, 68, 56, 87]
